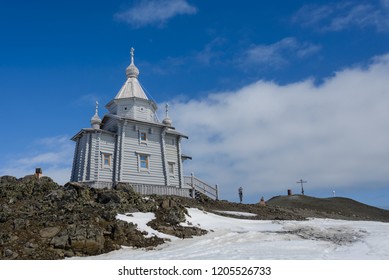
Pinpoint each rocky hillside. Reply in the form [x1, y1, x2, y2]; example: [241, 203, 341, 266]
[0, 176, 205, 260]
[266, 194, 389, 222]
[1, 175, 388, 260]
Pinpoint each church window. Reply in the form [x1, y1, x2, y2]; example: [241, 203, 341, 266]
[139, 131, 147, 144]
[140, 132, 147, 141]
[168, 162, 175, 176]
[166, 137, 175, 146]
[102, 153, 111, 168]
[138, 154, 149, 171]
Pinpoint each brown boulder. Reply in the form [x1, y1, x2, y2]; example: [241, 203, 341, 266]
[39, 227, 61, 238]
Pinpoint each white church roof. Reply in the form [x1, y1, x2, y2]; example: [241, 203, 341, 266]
[115, 77, 149, 100]
[115, 47, 148, 100]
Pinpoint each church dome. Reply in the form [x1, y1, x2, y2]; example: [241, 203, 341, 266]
[162, 104, 172, 126]
[126, 47, 139, 78]
[162, 117, 172, 126]
[126, 63, 139, 78]
[91, 101, 102, 129]
[91, 113, 101, 125]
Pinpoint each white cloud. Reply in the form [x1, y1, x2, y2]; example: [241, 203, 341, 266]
[115, 0, 197, 28]
[293, 1, 389, 32]
[0, 136, 73, 185]
[241, 38, 321, 68]
[168, 53, 389, 201]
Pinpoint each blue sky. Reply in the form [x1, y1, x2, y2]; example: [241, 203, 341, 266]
[1, 0, 389, 208]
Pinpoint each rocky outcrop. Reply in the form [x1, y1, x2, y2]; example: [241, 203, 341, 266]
[147, 198, 207, 238]
[0, 176, 199, 259]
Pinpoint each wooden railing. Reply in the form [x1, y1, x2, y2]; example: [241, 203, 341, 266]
[129, 184, 191, 197]
[82, 178, 218, 200]
[183, 173, 219, 200]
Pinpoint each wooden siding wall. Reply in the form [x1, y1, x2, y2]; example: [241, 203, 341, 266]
[177, 137, 184, 188]
[134, 104, 153, 122]
[116, 125, 124, 182]
[72, 134, 91, 182]
[97, 133, 116, 182]
[120, 122, 166, 186]
[71, 131, 117, 183]
[114, 99, 156, 123]
[119, 100, 135, 119]
[71, 123, 186, 192]
[107, 103, 118, 115]
[70, 138, 80, 181]
[102, 118, 118, 133]
[86, 133, 93, 180]
[165, 135, 180, 186]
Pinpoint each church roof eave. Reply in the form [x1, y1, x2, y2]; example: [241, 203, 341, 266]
[181, 154, 192, 160]
[165, 128, 188, 139]
[105, 97, 158, 112]
[70, 128, 116, 141]
[101, 114, 187, 138]
[103, 113, 164, 127]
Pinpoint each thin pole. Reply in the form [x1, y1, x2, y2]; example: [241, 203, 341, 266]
[297, 179, 307, 195]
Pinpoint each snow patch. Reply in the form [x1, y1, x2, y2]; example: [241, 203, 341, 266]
[83, 209, 389, 259]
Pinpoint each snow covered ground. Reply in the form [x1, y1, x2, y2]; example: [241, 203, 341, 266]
[79, 208, 389, 260]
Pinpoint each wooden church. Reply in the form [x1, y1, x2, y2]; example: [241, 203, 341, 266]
[70, 49, 218, 199]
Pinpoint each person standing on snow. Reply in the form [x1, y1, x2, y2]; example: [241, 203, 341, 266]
[238, 187, 243, 203]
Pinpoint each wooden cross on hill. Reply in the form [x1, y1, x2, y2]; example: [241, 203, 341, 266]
[297, 179, 307, 195]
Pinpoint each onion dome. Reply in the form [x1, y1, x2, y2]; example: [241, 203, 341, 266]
[162, 103, 173, 126]
[126, 47, 140, 78]
[162, 117, 172, 126]
[91, 101, 102, 129]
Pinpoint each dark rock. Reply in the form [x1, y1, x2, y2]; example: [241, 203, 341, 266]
[64, 182, 92, 201]
[161, 198, 177, 209]
[50, 232, 70, 249]
[64, 250, 75, 258]
[0, 213, 8, 223]
[97, 192, 121, 204]
[114, 183, 137, 195]
[45, 190, 65, 201]
[101, 210, 117, 222]
[0, 233, 11, 245]
[156, 204, 187, 225]
[13, 219, 28, 230]
[68, 224, 105, 255]
[0, 176, 17, 184]
[3, 249, 18, 259]
[152, 224, 207, 238]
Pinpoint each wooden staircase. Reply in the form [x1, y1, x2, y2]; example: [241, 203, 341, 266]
[183, 173, 219, 200]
